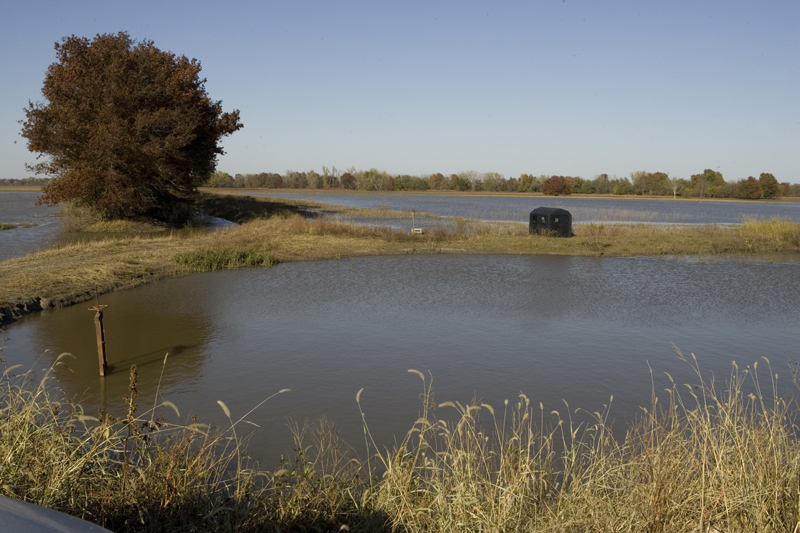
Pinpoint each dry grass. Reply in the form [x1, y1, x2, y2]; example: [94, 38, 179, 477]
[59, 205, 170, 233]
[0, 355, 305, 532]
[737, 216, 800, 253]
[2, 350, 799, 532]
[378, 351, 800, 532]
[0, 235, 197, 312]
[0, 186, 42, 192]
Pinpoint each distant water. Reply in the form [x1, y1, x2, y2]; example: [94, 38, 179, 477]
[0, 192, 233, 262]
[0, 191, 63, 262]
[250, 191, 800, 225]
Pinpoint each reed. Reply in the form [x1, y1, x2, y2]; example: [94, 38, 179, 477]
[0, 354, 301, 532]
[737, 216, 800, 253]
[173, 247, 276, 272]
[2, 350, 799, 532]
[0, 223, 17, 230]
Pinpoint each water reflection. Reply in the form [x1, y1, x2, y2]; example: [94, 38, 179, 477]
[3, 255, 799, 468]
[20, 285, 215, 416]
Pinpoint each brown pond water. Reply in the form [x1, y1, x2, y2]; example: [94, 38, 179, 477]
[2, 255, 799, 468]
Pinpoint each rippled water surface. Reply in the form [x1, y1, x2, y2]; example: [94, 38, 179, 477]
[4, 255, 798, 467]
[253, 191, 800, 224]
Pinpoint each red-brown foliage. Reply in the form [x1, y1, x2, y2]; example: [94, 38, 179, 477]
[543, 175, 572, 196]
[22, 32, 242, 223]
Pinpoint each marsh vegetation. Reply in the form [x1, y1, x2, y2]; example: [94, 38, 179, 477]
[2, 350, 799, 532]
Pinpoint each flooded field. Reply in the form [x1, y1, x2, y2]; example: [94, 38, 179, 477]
[250, 190, 800, 225]
[3, 254, 798, 467]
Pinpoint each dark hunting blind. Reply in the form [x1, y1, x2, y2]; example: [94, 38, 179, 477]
[529, 207, 572, 237]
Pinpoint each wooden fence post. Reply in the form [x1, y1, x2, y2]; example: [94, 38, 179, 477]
[88, 304, 108, 376]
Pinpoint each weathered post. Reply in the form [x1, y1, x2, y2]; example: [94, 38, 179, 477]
[88, 304, 109, 376]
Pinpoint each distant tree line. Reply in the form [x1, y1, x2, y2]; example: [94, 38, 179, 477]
[0, 177, 52, 186]
[206, 167, 800, 199]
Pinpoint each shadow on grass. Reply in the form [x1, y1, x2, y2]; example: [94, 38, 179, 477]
[97, 508, 400, 533]
[197, 193, 321, 224]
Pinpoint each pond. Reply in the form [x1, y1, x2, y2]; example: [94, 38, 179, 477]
[250, 191, 800, 225]
[3, 254, 798, 468]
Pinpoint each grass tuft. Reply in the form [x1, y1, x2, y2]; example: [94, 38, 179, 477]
[737, 216, 800, 253]
[0, 223, 18, 230]
[173, 247, 277, 272]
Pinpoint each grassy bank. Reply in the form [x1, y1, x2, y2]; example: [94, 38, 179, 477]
[1, 351, 798, 532]
[0, 185, 42, 192]
[1, 193, 799, 327]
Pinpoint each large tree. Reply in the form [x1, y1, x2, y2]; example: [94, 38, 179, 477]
[22, 32, 242, 223]
[543, 175, 572, 196]
[690, 169, 725, 198]
[758, 172, 780, 199]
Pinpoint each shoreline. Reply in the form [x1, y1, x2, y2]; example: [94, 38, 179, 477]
[2, 193, 799, 328]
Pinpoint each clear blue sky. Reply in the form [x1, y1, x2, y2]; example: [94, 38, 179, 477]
[1, 0, 798, 183]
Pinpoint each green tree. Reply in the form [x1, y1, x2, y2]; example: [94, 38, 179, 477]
[207, 171, 234, 188]
[592, 174, 611, 194]
[517, 174, 535, 192]
[612, 177, 633, 195]
[571, 177, 595, 194]
[690, 169, 725, 198]
[22, 32, 242, 223]
[758, 173, 780, 199]
[450, 173, 472, 191]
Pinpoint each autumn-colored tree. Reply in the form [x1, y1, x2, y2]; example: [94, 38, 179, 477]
[428, 173, 446, 190]
[543, 175, 572, 196]
[340, 172, 356, 189]
[734, 177, 762, 199]
[22, 32, 242, 223]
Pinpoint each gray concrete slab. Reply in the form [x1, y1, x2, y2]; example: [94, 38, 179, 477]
[0, 496, 112, 533]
